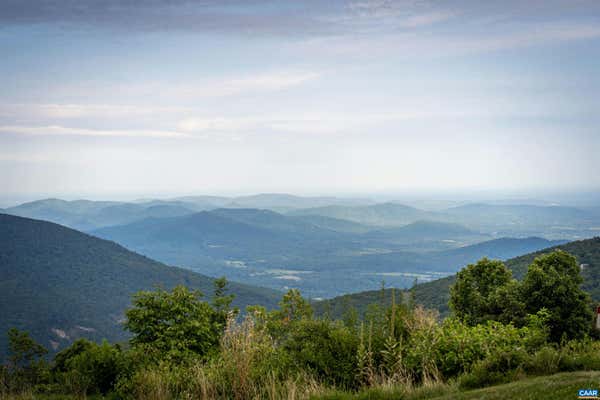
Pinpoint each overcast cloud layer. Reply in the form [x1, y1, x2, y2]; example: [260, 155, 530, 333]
[1, 0, 599, 199]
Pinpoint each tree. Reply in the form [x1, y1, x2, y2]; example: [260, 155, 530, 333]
[212, 277, 238, 327]
[277, 289, 313, 323]
[124, 285, 222, 361]
[6, 328, 48, 391]
[521, 250, 593, 342]
[450, 258, 524, 326]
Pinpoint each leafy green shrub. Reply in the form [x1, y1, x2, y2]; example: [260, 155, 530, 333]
[283, 319, 360, 389]
[430, 319, 541, 379]
[125, 285, 224, 362]
[458, 349, 527, 389]
[52, 339, 123, 396]
[556, 340, 600, 372]
[522, 346, 561, 376]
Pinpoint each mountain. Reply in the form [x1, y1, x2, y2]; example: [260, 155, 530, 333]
[315, 237, 600, 318]
[88, 202, 196, 227]
[362, 220, 486, 249]
[0, 214, 280, 358]
[3, 195, 374, 231]
[91, 210, 351, 269]
[5, 199, 122, 230]
[288, 203, 433, 226]
[210, 208, 344, 237]
[227, 193, 373, 212]
[289, 215, 372, 233]
[4, 199, 198, 231]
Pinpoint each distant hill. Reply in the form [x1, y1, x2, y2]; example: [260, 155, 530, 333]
[362, 220, 486, 249]
[210, 208, 345, 237]
[5, 198, 199, 231]
[0, 214, 280, 358]
[288, 203, 433, 226]
[91, 210, 353, 270]
[287, 202, 600, 240]
[3, 195, 374, 231]
[5, 199, 121, 230]
[8, 197, 599, 241]
[289, 214, 371, 233]
[315, 237, 600, 318]
[225, 193, 373, 212]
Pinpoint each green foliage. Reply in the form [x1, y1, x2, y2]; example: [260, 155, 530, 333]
[283, 320, 360, 389]
[521, 251, 594, 341]
[277, 289, 314, 322]
[4, 246, 600, 399]
[7, 329, 48, 370]
[124, 285, 223, 362]
[450, 258, 524, 326]
[51, 339, 122, 396]
[4, 328, 48, 393]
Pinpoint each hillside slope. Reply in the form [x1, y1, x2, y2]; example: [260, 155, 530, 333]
[315, 237, 599, 318]
[0, 214, 280, 358]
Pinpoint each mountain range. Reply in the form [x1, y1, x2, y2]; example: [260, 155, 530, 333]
[6, 195, 599, 241]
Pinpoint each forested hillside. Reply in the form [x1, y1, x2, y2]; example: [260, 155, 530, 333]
[0, 214, 280, 357]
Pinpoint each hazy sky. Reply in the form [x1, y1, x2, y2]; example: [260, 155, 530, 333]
[1, 0, 600, 199]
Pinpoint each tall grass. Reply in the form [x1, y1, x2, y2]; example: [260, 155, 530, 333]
[128, 312, 329, 400]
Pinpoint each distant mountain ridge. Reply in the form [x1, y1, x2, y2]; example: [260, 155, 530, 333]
[287, 202, 434, 226]
[6, 197, 600, 241]
[4, 194, 375, 231]
[0, 213, 280, 358]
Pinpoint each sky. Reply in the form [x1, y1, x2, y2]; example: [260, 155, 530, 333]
[1, 0, 600, 201]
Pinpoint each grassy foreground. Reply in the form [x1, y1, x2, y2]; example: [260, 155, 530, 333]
[2, 371, 599, 399]
[315, 371, 600, 400]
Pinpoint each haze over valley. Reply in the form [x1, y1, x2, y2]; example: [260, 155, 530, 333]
[3, 193, 596, 298]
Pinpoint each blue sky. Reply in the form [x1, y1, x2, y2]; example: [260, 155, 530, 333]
[1, 0, 599, 200]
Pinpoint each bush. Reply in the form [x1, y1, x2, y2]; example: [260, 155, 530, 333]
[283, 319, 360, 389]
[458, 349, 527, 389]
[430, 318, 543, 379]
[522, 346, 561, 376]
[52, 339, 123, 396]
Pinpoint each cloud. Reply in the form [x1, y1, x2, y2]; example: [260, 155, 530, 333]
[4, 0, 595, 38]
[192, 71, 321, 97]
[294, 21, 600, 60]
[177, 117, 251, 132]
[0, 125, 190, 138]
[0, 103, 191, 119]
